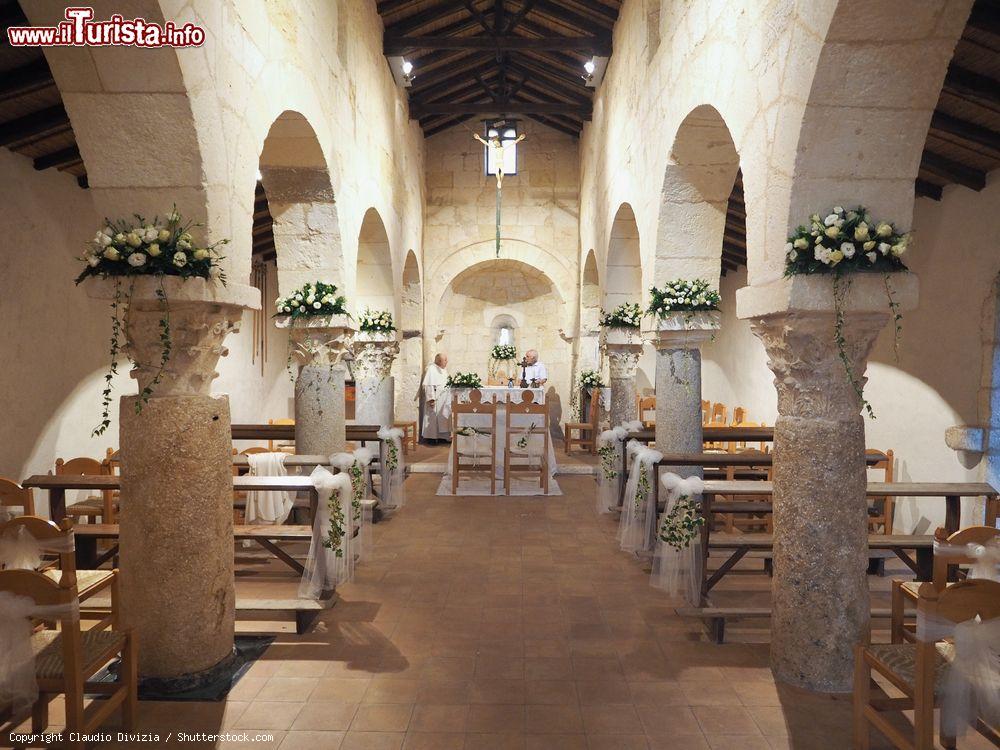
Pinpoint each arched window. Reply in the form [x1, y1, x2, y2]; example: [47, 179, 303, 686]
[491, 314, 518, 349]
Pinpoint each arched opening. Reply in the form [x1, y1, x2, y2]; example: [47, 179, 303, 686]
[258, 111, 343, 296]
[604, 203, 642, 311]
[581, 249, 601, 331]
[395, 250, 423, 421]
[656, 105, 741, 288]
[356, 208, 395, 318]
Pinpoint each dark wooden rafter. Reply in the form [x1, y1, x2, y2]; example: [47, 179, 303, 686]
[0, 104, 70, 147]
[920, 150, 987, 191]
[943, 64, 1000, 105]
[967, 0, 1000, 35]
[385, 35, 612, 55]
[0, 59, 54, 101]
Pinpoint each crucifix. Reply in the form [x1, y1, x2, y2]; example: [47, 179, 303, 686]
[474, 123, 525, 257]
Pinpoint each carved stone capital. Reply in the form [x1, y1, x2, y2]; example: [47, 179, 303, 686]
[749, 311, 887, 420]
[352, 332, 400, 381]
[606, 344, 642, 380]
[276, 314, 355, 368]
[649, 311, 720, 351]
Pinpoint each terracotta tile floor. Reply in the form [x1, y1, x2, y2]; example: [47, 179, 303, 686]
[6, 470, 996, 749]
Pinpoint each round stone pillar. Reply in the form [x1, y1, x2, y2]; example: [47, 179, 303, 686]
[738, 273, 918, 693]
[652, 312, 720, 479]
[353, 331, 400, 428]
[603, 328, 644, 428]
[277, 315, 355, 455]
[94, 277, 259, 682]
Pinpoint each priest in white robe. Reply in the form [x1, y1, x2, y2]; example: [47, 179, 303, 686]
[421, 352, 451, 442]
[522, 349, 548, 386]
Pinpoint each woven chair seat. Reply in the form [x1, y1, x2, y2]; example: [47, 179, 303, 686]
[42, 568, 114, 598]
[867, 643, 955, 693]
[32, 628, 125, 679]
[66, 496, 118, 517]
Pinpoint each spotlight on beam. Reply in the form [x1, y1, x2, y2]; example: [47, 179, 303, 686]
[583, 56, 607, 88]
[389, 55, 414, 87]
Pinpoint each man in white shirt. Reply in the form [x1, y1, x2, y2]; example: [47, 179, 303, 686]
[522, 349, 548, 386]
[421, 352, 451, 443]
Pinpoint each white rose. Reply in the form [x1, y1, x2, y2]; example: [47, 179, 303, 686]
[306, 295, 315, 304]
[87, 255, 101, 267]
[878, 242, 891, 255]
[840, 242, 855, 259]
[193, 248, 209, 260]
[295, 294, 303, 301]
[788, 249, 798, 261]
[177, 239, 191, 250]
[102, 226, 114, 237]
[313, 301, 321, 309]
[793, 238, 808, 250]
[103, 247, 121, 261]
[127, 252, 147, 267]
[866, 251, 877, 263]
[126, 232, 142, 248]
[891, 243, 906, 257]
[824, 214, 839, 227]
[784, 242, 793, 254]
[825, 226, 840, 239]
[147, 243, 161, 257]
[114, 233, 125, 243]
[291, 300, 300, 307]
[94, 232, 111, 247]
[157, 229, 171, 243]
[862, 241, 875, 251]
[854, 223, 869, 241]
[829, 249, 844, 265]
[833, 206, 844, 215]
[143, 226, 158, 242]
[876, 223, 892, 238]
[172, 251, 187, 267]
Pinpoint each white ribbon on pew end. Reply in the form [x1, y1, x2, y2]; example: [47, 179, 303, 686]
[915, 608, 1000, 738]
[299, 466, 355, 599]
[377, 426, 406, 510]
[595, 420, 644, 515]
[0, 591, 79, 715]
[0, 526, 76, 571]
[619, 441, 663, 555]
[651, 472, 704, 606]
[245, 452, 293, 525]
[933, 540, 1000, 582]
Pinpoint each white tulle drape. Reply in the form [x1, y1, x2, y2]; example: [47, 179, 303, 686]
[245, 452, 293, 525]
[0, 526, 76, 571]
[917, 609, 1000, 737]
[0, 592, 79, 714]
[651, 472, 704, 605]
[377, 426, 406, 510]
[933, 539, 1000, 582]
[619, 441, 662, 555]
[596, 420, 643, 515]
[299, 466, 355, 599]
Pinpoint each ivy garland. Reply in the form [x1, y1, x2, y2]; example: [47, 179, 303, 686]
[597, 443, 618, 481]
[322, 489, 347, 557]
[635, 467, 650, 514]
[385, 440, 399, 472]
[659, 495, 705, 550]
[348, 460, 365, 516]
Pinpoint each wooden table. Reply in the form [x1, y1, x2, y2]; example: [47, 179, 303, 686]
[627, 426, 776, 444]
[231, 423, 383, 442]
[22, 474, 322, 524]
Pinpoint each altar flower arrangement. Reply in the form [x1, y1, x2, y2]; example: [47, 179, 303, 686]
[580, 369, 604, 388]
[274, 281, 347, 319]
[785, 205, 910, 419]
[76, 207, 228, 436]
[447, 372, 483, 388]
[490, 344, 516, 361]
[359, 308, 396, 333]
[647, 279, 720, 317]
[600, 302, 642, 329]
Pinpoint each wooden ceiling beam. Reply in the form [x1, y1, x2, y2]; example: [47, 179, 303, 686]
[0, 104, 70, 147]
[386, 0, 483, 36]
[920, 150, 987, 191]
[915, 178, 944, 201]
[929, 111, 1000, 153]
[943, 63, 1000, 105]
[505, 0, 537, 33]
[525, 114, 579, 138]
[33, 145, 81, 171]
[376, 0, 423, 13]
[385, 34, 612, 55]
[410, 55, 493, 95]
[506, 58, 590, 98]
[0, 59, 54, 102]
[968, 1, 1000, 36]
[425, 115, 476, 137]
[530, 0, 615, 31]
[411, 100, 591, 116]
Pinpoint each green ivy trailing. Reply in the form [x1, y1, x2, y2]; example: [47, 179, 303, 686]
[635, 467, 650, 514]
[322, 489, 347, 557]
[385, 440, 399, 472]
[659, 496, 704, 550]
[447, 372, 483, 388]
[785, 205, 911, 420]
[76, 207, 227, 436]
[597, 443, 618, 480]
[348, 461, 365, 516]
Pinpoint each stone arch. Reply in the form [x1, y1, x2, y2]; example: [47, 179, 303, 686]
[356, 208, 396, 318]
[395, 250, 423, 421]
[258, 110, 343, 295]
[604, 203, 642, 310]
[772, 0, 973, 281]
[581, 249, 601, 331]
[655, 104, 740, 289]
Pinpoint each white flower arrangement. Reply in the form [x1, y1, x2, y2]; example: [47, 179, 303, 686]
[490, 344, 517, 361]
[647, 279, 720, 317]
[600, 302, 642, 329]
[447, 372, 483, 388]
[579, 369, 604, 388]
[274, 281, 348, 319]
[359, 308, 396, 333]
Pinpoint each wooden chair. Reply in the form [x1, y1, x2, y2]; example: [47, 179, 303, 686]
[891, 525, 1000, 644]
[637, 396, 656, 429]
[701, 399, 710, 425]
[731, 406, 747, 424]
[0, 516, 119, 631]
[55, 457, 115, 524]
[704, 420, 729, 452]
[719, 448, 772, 533]
[451, 389, 498, 495]
[710, 402, 727, 424]
[394, 420, 418, 454]
[505, 390, 550, 495]
[855, 578, 1000, 750]
[866, 449, 895, 534]
[267, 418, 296, 453]
[0, 477, 35, 520]
[565, 389, 600, 454]
[0, 557, 136, 747]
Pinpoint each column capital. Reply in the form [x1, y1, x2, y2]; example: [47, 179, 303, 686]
[735, 272, 918, 320]
[276, 314, 356, 367]
[606, 345, 641, 380]
[648, 311, 720, 350]
[88, 276, 260, 397]
[352, 331, 401, 381]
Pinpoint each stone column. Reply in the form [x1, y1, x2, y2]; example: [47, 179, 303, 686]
[97, 277, 259, 684]
[277, 315, 355, 455]
[737, 274, 918, 692]
[604, 328, 644, 428]
[652, 312, 720, 478]
[353, 331, 401, 428]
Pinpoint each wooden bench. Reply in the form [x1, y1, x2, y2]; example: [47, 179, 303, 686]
[677, 605, 895, 645]
[72, 523, 315, 574]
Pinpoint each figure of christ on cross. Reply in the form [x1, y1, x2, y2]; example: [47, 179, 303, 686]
[474, 131, 526, 189]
